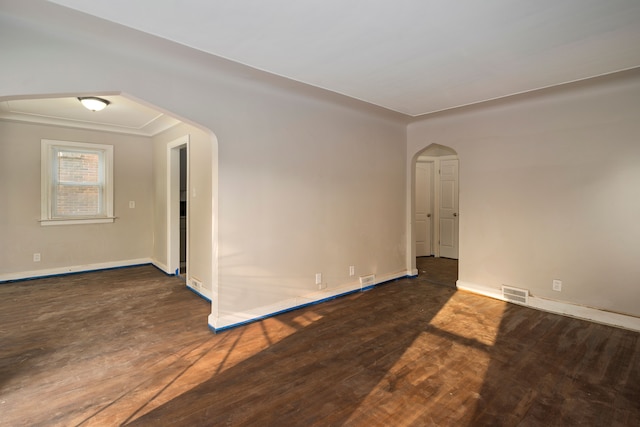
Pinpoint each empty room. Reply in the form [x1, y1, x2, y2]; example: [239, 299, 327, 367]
[1, 1, 639, 425]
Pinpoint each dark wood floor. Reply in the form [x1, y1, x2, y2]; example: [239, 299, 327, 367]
[1, 262, 638, 426]
[416, 256, 458, 288]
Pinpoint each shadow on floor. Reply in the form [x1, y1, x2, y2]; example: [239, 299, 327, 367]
[126, 281, 456, 426]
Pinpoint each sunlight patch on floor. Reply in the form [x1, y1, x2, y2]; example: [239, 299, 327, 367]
[291, 310, 323, 327]
[122, 313, 324, 422]
[345, 295, 507, 425]
[428, 296, 507, 347]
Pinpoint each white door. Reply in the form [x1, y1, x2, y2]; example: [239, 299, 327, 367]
[415, 161, 433, 256]
[439, 159, 459, 259]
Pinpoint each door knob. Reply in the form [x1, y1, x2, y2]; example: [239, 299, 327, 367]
[427, 213, 431, 218]
[453, 213, 457, 217]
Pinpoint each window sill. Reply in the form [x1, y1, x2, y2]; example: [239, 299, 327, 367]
[40, 217, 116, 226]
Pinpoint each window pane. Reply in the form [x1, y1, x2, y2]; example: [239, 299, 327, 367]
[54, 184, 102, 216]
[57, 151, 100, 184]
[53, 150, 104, 217]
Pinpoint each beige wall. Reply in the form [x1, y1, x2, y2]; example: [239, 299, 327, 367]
[0, 121, 154, 278]
[0, 5, 407, 328]
[215, 98, 407, 322]
[408, 70, 640, 318]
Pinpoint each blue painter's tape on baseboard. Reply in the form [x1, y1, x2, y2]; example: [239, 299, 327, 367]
[212, 288, 365, 333]
[187, 285, 211, 302]
[210, 275, 409, 333]
[211, 291, 358, 332]
[0, 263, 153, 284]
[151, 264, 176, 276]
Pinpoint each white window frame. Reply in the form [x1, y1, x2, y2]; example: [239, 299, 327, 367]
[41, 139, 114, 226]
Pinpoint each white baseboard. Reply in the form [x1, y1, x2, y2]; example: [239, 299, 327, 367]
[0, 258, 154, 282]
[456, 280, 640, 332]
[150, 259, 171, 275]
[186, 283, 212, 302]
[209, 270, 408, 332]
[456, 280, 503, 300]
[527, 296, 640, 332]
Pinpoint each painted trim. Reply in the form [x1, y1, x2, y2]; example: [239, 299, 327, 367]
[151, 259, 172, 275]
[209, 270, 408, 333]
[149, 262, 180, 276]
[187, 285, 212, 302]
[527, 296, 640, 332]
[457, 280, 640, 332]
[40, 217, 116, 226]
[456, 280, 503, 300]
[166, 135, 189, 279]
[0, 258, 154, 283]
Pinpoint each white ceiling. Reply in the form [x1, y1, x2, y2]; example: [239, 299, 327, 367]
[46, 0, 640, 117]
[0, 96, 180, 137]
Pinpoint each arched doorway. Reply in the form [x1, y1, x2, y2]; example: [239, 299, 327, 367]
[0, 92, 218, 309]
[410, 143, 459, 286]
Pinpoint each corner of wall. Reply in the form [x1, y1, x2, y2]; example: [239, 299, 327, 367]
[209, 270, 409, 333]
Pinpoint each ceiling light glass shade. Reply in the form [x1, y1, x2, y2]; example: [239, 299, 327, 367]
[78, 97, 110, 112]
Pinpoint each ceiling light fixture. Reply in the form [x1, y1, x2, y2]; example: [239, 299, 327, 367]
[78, 97, 110, 112]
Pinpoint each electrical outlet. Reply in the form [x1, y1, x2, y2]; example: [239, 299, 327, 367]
[33, 253, 41, 262]
[315, 273, 322, 285]
[552, 279, 562, 292]
[349, 265, 355, 277]
[129, 201, 135, 208]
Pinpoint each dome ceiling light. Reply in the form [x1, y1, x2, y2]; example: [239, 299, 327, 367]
[78, 97, 110, 112]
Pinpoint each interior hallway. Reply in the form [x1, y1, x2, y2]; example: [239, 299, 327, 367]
[0, 265, 638, 426]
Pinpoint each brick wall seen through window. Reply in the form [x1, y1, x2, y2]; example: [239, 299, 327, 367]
[54, 151, 101, 216]
[41, 139, 114, 226]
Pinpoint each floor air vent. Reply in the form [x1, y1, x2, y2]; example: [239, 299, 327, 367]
[502, 286, 529, 304]
[359, 275, 376, 287]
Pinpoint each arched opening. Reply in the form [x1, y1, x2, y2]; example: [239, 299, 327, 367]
[0, 91, 219, 318]
[409, 143, 459, 286]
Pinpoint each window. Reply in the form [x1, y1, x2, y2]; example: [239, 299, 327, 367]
[41, 139, 114, 226]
